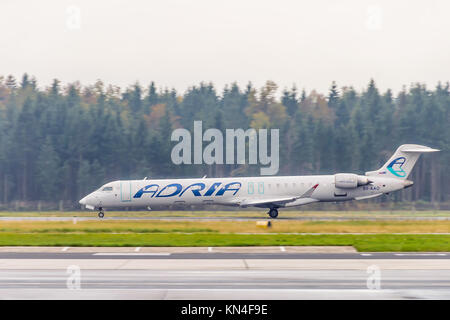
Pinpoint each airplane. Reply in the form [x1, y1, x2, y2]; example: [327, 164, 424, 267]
[79, 144, 439, 218]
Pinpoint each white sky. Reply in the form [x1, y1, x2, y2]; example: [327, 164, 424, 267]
[0, 0, 449, 95]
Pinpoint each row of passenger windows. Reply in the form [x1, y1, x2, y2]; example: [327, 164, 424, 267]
[247, 182, 315, 194]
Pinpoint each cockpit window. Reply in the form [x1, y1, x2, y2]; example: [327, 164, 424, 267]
[102, 187, 113, 191]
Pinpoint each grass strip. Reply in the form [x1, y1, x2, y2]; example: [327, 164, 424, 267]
[0, 228, 216, 234]
[2, 220, 450, 234]
[0, 233, 449, 252]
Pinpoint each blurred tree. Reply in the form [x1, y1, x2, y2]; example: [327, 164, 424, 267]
[0, 75, 445, 205]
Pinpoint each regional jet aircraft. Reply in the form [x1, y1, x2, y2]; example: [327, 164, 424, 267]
[79, 144, 439, 218]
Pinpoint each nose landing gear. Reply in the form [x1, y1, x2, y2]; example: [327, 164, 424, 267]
[268, 208, 279, 219]
[98, 207, 104, 219]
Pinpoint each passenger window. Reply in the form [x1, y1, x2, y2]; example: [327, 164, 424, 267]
[258, 182, 264, 194]
[248, 182, 254, 194]
[102, 187, 113, 191]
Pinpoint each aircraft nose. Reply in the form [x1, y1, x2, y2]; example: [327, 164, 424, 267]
[79, 196, 88, 205]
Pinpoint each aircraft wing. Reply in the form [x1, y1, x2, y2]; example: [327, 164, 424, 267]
[232, 183, 319, 208]
[237, 196, 299, 207]
[354, 193, 383, 200]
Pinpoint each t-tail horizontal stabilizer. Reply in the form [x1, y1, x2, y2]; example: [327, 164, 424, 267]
[366, 144, 440, 179]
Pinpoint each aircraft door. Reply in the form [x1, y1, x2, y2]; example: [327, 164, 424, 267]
[120, 181, 132, 202]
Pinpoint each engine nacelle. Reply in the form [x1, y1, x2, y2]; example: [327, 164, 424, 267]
[334, 173, 371, 189]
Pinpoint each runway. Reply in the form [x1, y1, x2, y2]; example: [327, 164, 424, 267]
[1, 216, 450, 221]
[0, 252, 449, 260]
[0, 247, 449, 299]
[1, 270, 450, 300]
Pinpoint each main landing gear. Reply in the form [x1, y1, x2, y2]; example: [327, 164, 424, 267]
[268, 208, 279, 219]
[98, 207, 104, 219]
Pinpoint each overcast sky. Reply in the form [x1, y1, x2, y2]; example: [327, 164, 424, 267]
[1, 0, 449, 95]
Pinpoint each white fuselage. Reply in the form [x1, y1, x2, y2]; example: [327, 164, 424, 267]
[79, 144, 438, 217]
[79, 175, 408, 210]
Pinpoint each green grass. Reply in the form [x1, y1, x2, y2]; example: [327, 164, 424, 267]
[0, 233, 449, 252]
[1, 211, 449, 251]
[0, 227, 216, 234]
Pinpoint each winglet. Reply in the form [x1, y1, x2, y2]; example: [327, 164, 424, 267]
[299, 183, 319, 199]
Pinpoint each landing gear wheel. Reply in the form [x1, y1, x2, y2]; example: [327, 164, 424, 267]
[268, 208, 278, 219]
[98, 211, 104, 218]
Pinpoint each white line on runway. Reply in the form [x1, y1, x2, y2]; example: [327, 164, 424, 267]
[135, 247, 141, 252]
[208, 247, 213, 253]
[360, 254, 372, 256]
[92, 253, 171, 256]
[280, 246, 286, 252]
[394, 253, 447, 256]
[2, 288, 450, 300]
[61, 247, 70, 252]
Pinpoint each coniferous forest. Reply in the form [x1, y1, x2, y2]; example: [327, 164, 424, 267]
[0, 74, 448, 209]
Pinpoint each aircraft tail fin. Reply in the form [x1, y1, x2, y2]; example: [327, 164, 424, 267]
[365, 144, 439, 179]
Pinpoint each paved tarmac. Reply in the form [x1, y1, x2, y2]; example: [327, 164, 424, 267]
[0, 252, 449, 260]
[0, 246, 357, 254]
[0, 269, 449, 299]
[0, 247, 449, 299]
[1, 216, 450, 221]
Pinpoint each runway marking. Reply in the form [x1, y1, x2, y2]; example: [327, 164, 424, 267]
[394, 253, 447, 256]
[360, 253, 372, 256]
[2, 288, 449, 300]
[135, 247, 141, 252]
[61, 247, 70, 252]
[208, 247, 213, 253]
[280, 246, 286, 252]
[93, 253, 171, 256]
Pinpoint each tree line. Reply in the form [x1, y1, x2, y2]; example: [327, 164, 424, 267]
[0, 74, 448, 206]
